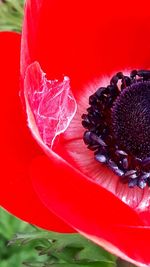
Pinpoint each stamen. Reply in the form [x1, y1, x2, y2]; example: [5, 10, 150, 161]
[82, 69, 150, 189]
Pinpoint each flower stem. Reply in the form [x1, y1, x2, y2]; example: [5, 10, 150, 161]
[117, 258, 137, 267]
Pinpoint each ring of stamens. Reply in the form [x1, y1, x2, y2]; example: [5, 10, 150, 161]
[82, 70, 150, 189]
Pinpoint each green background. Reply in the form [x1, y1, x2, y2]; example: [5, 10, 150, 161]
[0, 209, 41, 267]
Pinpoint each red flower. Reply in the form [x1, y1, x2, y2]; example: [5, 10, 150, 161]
[1, 0, 150, 266]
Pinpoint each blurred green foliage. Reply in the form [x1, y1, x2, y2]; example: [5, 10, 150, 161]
[0, 208, 43, 267]
[0, 0, 24, 32]
[0, 209, 117, 267]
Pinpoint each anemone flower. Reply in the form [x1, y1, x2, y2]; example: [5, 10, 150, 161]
[1, 0, 150, 266]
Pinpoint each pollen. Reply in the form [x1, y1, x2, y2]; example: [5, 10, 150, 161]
[82, 70, 150, 189]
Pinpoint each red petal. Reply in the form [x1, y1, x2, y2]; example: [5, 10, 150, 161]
[83, 225, 150, 267]
[23, 0, 150, 95]
[21, 0, 150, 264]
[30, 155, 148, 266]
[0, 32, 73, 232]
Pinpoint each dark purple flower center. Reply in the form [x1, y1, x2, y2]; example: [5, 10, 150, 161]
[82, 70, 150, 189]
[112, 81, 150, 160]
